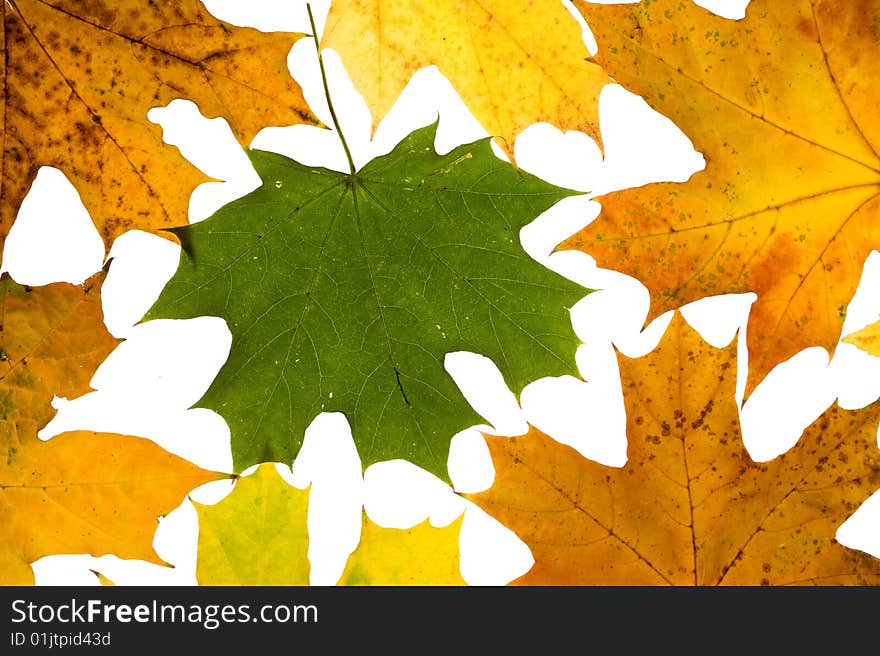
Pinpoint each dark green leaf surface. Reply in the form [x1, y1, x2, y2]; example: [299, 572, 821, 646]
[146, 122, 586, 480]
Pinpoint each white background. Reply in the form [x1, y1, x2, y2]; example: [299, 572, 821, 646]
[8, 0, 880, 585]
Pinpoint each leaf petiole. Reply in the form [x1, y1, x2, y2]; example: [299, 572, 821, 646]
[306, 3, 357, 176]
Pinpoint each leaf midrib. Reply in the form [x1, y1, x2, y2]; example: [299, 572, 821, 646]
[0, 474, 211, 489]
[511, 444, 675, 585]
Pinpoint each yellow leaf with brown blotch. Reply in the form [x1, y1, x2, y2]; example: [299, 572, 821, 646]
[470, 313, 880, 585]
[0, 273, 228, 584]
[91, 570, 114, 586]
[565, 0, 880, 394]
[322, 0, 610, 160]
[1, 0, 319, 257]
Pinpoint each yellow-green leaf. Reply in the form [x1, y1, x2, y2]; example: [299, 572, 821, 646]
[195, 464, 467, 585]
[196, 465, 311, 586]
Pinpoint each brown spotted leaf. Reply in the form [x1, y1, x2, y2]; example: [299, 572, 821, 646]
[322, 0, 611, 160]
[0, 273, 228, 584]
[1, 0, 319, 256]
[566, 0, 880, 394]
[470, 313, 880, 585]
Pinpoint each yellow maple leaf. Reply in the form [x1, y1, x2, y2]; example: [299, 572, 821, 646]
[195, 464, 465, 585]
[844, 319, 880, 357]
[322, 0, 610, 159]
[196, 465, 311, 585]
[339, 514, 465, 586]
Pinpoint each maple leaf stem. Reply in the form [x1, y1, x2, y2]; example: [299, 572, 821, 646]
[307, 3, 356, 176]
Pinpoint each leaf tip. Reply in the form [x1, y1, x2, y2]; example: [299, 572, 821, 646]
[406, 115, 443, 155]
[160, 224, 195, 259]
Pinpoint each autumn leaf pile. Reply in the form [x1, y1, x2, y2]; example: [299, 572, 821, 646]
[2, 0, 879, 586]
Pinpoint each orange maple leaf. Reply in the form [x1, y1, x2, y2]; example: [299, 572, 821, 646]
[0, 272, 227, 584]
[565, 0, 880, 393]
[471, 313, 880, 585]
[1, 0, 319, 256]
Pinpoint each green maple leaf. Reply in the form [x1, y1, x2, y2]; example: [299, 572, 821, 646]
[145, 121, 586, 480]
